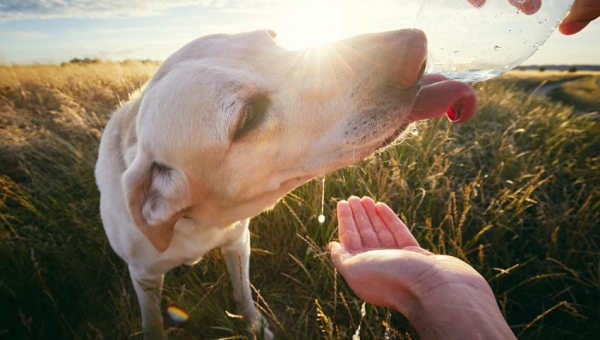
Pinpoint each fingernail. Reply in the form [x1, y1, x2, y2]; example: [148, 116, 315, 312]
[446, 107, 460, 122]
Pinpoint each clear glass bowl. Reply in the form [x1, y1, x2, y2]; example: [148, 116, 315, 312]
[414, 0, 574, 82]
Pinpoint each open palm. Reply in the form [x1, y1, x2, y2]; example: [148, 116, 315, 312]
[328, 196, 508, 337]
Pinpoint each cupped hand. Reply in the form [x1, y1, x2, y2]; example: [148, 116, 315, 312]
[328, 197, 498, 323]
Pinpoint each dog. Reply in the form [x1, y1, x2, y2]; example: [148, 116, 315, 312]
[95, 28, 476, 339]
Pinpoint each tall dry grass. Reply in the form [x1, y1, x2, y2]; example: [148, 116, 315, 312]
[1, 63, 599, 339]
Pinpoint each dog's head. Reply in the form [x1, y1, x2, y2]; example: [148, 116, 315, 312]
[122, 29, 475, 251]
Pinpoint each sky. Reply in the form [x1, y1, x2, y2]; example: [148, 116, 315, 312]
[0, 0, 598, 66]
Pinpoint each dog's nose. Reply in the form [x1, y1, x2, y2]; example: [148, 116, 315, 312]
[384, 29, 428, 89]
[336, 29, 428, 90]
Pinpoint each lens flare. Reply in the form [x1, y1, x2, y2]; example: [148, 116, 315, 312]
[167, 305, 189, 323]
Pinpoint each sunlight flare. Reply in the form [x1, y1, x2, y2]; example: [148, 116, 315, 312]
[276, 0, 355, 50]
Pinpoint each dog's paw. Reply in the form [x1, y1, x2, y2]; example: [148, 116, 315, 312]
[256, 327, 274, 340]
[249, 313, 274, 340]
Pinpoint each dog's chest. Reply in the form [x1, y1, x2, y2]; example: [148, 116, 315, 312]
[166, 219, 240, 266]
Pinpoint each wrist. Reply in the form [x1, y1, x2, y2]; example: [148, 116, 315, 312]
[397, 282, 516, 340]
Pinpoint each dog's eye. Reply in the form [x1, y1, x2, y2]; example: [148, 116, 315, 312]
[233, 98, 270, 140]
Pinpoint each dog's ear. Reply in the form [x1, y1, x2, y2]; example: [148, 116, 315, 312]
[123, 152, 190, 252]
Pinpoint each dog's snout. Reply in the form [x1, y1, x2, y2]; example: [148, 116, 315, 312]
[386, 29, 428, 89]
[336, 29, 427, 90]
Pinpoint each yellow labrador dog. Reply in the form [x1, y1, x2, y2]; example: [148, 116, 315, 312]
[95, 29, 476, 339]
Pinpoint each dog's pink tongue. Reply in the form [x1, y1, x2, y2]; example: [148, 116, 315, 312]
[407, 75, 477, 124]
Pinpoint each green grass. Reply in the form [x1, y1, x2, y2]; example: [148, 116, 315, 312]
[550, 76, 600, 112]
[499, 71, 600, 113]
[1, 63, 599, 339]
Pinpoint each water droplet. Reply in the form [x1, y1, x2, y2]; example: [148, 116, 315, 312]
[508, 29, 512, 33]
[494, 45, 501, 50]
[410, 127, 419, 136]
[453, 50, 459, 54]
[318, 215, 325, 223]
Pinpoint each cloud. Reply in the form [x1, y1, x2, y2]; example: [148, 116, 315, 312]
[0, 0, 420, 22]
[0, 0, 281, 22]
[0, 30, 46, 39]
[88, 27, 148, 35]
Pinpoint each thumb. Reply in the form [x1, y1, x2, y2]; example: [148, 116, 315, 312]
[328, 242, 353, 269]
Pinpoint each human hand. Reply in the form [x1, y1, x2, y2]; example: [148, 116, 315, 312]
[467, 0, 541, 15]
[467, 0, 599, 34]
[559, 0, 600, 35]
[329, 196, 516, 339]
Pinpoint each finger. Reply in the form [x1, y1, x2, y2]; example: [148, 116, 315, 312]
[359, 197, 398, 248]
[508, 0, 541, 15]
[559, 0, 600, 35]
[337, 199, 363, 251]
[467, 0, 485, 9]
[404, 80, 477, 124]
[374, 202, 421, 249]
[468, 0, 542, 16]
[348, 196, 381, 249]
[560, 21, 591, 35]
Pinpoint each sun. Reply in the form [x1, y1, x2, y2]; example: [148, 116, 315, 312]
[275, 0, 354, 50]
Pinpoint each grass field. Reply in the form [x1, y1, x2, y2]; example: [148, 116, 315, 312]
[499, 70, 600, 112]
[1, 63, 599, 339]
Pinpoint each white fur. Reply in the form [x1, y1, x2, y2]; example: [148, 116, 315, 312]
[95, 29, 427, 339]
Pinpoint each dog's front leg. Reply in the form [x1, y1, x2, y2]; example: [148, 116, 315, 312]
[222, 219, 274, 340]
[129, 265, 166, 340]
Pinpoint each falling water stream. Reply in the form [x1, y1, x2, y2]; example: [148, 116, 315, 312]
[318, 176, 326, 223]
